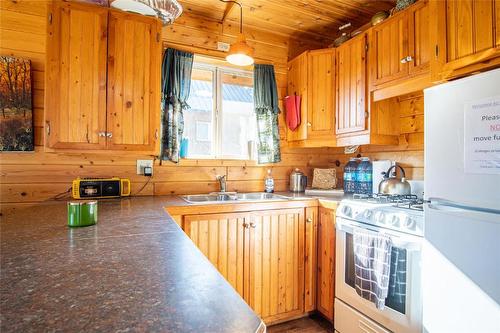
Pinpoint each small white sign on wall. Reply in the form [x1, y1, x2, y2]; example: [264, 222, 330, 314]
[464, 95, 500, 174]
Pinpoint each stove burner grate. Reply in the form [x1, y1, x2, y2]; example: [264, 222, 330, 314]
[352, 193, 424, 210]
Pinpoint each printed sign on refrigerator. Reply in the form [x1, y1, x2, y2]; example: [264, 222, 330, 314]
[464, 95, 500, 174]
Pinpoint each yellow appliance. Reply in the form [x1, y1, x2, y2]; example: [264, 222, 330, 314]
[72, 177, 131, 199]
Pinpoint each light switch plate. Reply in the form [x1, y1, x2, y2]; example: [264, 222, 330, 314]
[137, 160, 153, 175]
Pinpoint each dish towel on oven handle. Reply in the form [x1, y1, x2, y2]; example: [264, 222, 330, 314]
[353, 227, 393, 310]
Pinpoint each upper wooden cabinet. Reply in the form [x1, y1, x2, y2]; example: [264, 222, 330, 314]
[107, 10, 161, 151]
[45, 1, 108, 149]
[336, 33, 368, 137]
[45, 1, 161, 152]
[369, 0, 430, 89]
[286, 49, 336, 147]
[430, 0, 500, 81]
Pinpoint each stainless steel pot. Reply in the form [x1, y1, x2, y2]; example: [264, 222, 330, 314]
[290, 168, 307, 193]
[378, 165, 412, 195]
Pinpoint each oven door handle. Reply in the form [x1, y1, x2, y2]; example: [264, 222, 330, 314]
[336, 218, 422, 249]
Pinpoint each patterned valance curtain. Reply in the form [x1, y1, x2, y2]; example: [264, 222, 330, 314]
[160, 48, 194, 162]
[254, 64, 281, 164]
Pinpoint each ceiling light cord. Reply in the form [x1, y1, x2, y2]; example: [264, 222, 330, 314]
[220, 0, 243, 33]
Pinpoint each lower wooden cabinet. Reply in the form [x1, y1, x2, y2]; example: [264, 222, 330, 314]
[180, 203, 336, 325]
[317, 206, 336, 322]
[183, 208, 310, 324]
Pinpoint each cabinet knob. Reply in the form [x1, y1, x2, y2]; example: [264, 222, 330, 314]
[243, 222, 249, 229]
[401, 55, 414, 64]
[306, 218, 313, 223]
[98, 132, 106, 137]
[400, 57, 408, 64]
[249, 222, 256, 228]
[106, 132, 113, 138]
[307, 122, 312, 127]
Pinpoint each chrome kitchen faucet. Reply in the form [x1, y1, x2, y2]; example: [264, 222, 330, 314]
[216, 175, 227, 193]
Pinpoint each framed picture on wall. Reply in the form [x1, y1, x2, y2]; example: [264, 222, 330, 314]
[0, 56, 34, 152]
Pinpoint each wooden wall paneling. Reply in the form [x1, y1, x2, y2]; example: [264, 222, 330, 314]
[316, 206, 335, 322]
[45, 1, 108, 149]
[248, 208, 305, 324]
[183, 213, 247, 298]
[106, 10, 161, 151]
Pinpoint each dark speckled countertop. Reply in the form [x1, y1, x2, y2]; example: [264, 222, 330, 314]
[0, 196, 264, 333]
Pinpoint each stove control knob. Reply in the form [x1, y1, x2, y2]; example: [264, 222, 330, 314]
[375, 212, 385, 223]
[404, 217, 415, 229]
[364, 210, 372, 219]
[391, 215, 400, 227]
[342, 206, 352, 217]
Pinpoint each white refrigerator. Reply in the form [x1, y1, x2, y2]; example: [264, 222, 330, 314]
[423, 69, 500, 333]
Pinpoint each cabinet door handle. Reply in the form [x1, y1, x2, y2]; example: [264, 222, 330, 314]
[154, 129, 159, 140]
[306, 218, 313, 223]
[307, 122, 312, 127]
[406, 55, 414, 62]
[243, 222, 249, 229]
[98, 132, 107, 137]
[106, 132, 113, 138]
[249, 222, 256, 228]
[400, 57, 408, 64]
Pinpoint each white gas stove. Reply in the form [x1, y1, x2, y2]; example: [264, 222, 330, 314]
[337, 194, 424, 237]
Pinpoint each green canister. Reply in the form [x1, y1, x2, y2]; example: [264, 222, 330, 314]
[67, 201, 98, 227]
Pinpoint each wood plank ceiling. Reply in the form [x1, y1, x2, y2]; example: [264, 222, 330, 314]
[177, 0, 396, 44]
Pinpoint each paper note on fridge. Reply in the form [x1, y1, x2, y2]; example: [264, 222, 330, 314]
[464, 95, 500, 174]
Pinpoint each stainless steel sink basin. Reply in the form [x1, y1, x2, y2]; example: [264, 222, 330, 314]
[181, 192, 289, 204]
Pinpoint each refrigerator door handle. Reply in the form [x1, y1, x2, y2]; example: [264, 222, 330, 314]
[427, 197, 500, 215]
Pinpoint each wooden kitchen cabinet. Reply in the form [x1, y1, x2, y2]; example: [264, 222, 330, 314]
[177, 204, 317, 325]
[316, 206, 336, 322]
[45, 1, 161, 152]
[183, 213, 247, 298]
[430, 0, 500, 81]
[45, 1, 108, 149]
[369, 0, 430, 90]
[106, 10, 161, 151]
[336, 33, 368, 137]
[286, 49, 336, 147]
[247, 208, 305, 323]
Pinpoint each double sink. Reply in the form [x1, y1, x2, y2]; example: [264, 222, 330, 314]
[182, 192, 290, 204]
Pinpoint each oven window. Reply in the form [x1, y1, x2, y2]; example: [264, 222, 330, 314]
[345, 233, 407, 314]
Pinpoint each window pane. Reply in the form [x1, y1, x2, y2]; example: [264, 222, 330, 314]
[185, 68, 214, 157]
[220, 72, 255, 159]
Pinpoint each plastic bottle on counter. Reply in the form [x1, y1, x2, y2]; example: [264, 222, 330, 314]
[265, 169, 275, 193]
[343, 158, 359, 194]
[356, 157, 373, 195]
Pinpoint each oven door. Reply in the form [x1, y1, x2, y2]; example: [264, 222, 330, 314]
[335, 217, 422, 333]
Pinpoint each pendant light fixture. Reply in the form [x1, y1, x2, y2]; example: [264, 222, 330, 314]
[220, 0, 254, 66]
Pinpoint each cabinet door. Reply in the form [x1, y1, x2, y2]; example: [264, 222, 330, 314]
[183, 213, 247, 298]
[45, 1, 108, 149]
[307, 49, 336, 140]
[370, 13, 409, 86]
[431, 0, 500, 80]
[106, 10, 161, 151]
[408, 0, 431, 75]
[304, 207, 318, 312]
[247, 208, 305, 323]
[336, 34, 368, 135]
[317, 207, 335, 321]
[286, 52, 308, 141]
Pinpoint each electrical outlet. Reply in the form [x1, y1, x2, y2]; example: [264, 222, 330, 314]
[217, 41, 230, 52]
[137, 160, 153, 176]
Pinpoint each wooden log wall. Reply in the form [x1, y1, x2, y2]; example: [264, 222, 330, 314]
[0, 0, 333, 205]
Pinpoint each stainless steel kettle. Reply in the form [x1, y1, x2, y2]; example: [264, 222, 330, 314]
[378, 165, 412, 195]
[290, 168, 307, 192]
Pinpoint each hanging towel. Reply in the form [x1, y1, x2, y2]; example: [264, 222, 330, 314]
[285, 95, 299, 130]
[284, 95, 302, 131]
[295, 94, 301, 125]
[353, 228, 393, 310]
[386, 247, 407, 311]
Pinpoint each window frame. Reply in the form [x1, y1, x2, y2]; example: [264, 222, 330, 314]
[186, 61, 255, 160]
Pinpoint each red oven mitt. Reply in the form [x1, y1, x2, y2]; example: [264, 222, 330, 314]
[285, 95, 301, 131]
